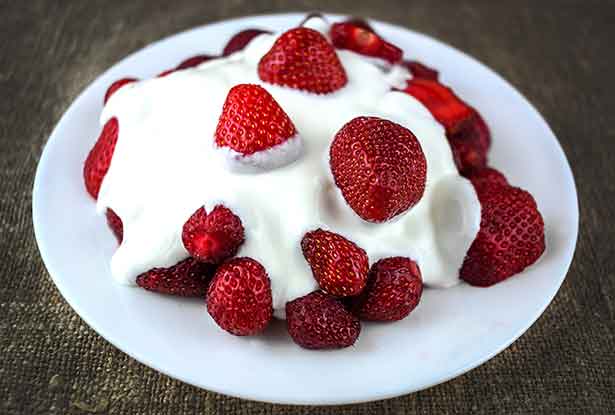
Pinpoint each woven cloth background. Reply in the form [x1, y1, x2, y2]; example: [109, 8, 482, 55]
[1, 0, 614, 413]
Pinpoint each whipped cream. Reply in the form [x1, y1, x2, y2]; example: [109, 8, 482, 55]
[98, 22, 481, 316]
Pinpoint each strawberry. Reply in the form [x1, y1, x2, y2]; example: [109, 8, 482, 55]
[136, 258, 215, 297]
[403, 60, 439, 80]
[206, 257, 273, 336]
[222, 29, 271, 56]
[330, 21, 402, 64]
[402, 78, 474, 135]
[301, 229, 369, 297]
[258, 27, 347, 94]
[106, 208, 123, 243]
[104, 78, 137, 104]
[176, 54, 215, 70]
[83, 117, 119, 199]
[460, 183, 545, 287]
[157, 69, 175, 77]
[286, 291, 360, 349]
[214, 84, 297, 156]
[464, 166, 508, 188]
[329, 116, 427, 222]
[182, 205, 244, 264]
[349, 257, 423, 321]
[447, 111, 491, 174]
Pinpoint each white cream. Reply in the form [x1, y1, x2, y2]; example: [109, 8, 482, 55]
[97, 26, 481, 316]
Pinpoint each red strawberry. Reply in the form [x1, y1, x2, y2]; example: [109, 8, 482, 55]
[176, 54, 215, 70]
[330, 21, 402, 64]
[182, 205, 244, 264]
[464, 166, 508, 188]
[286, 291, 360, 349]
[342, 17, 373, 31]
[104, 78, 137, 104]
[136, 258, 215, 297]
[403, 60, 439, 80]
[206, 257, 273, 336]
[330, 116, 427, 222]
[447, 111, 491, 174]
[301, 229, 369, 297]
[106, 208, 123, 243]
[157, 69, 175, 77]
[83, 117, 119, 199]
[402, 78, 474, 134]
[222, 29, 271, 56]
[258, 28, 347, 94]
[214, 84, 297, 156]
[349, 257, 423, 321]
[460, 183, 545, 287]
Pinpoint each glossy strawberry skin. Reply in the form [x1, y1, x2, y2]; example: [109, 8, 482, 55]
[206, 257, 273, 336]
[222, 29, 271, 56]
[350, 257, 423, 321]
[214, 84, 297, 156]
[258, 28, 347, 94]
[176, 54, 215, 70]
[83, 118, 119, 200]
[403, 60, 439, 80]
[301, 229, 369, 297]
[330, 22, 402, 64]
[136, 258, 216, 297]
[286, 291, 360, 349]
[330, 116, 427, 222]
[460, 183, 545, 287]
[106, 208, 123, 243]
[403, 78, 475, 135]
[182, 206, 244, 264]
[104, 78, 137, 104]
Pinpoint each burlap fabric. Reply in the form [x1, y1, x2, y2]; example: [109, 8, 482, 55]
[1, 1, 613, 413]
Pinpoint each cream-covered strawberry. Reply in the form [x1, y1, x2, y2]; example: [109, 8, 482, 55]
[330, 116, 427, 223]
[182, 205, 244, 264]
[223, 29, 271, 56]
[83, 118, 119, 199]
[330, 20, 402, 64]
[104, 78, 138, 104]
[258, 27, 347, 94]
[214, 84, 302, 171]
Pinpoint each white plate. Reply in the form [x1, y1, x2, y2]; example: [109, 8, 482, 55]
[32, 13, 578, 405]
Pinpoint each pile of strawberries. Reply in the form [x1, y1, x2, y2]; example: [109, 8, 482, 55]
[84, 14, 545, 349]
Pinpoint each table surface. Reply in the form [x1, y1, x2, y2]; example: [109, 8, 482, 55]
[2, 0, 614, 413]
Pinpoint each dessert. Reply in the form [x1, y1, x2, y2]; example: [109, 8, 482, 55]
[83, 14, 546, 349]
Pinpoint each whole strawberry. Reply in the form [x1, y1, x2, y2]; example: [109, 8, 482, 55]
[464, 166, 508, 189]
[136, 258, 216, 297]
[182, 205, 244, 264]
[176, 54, 215, 70]
[350, 257, 423, 321]
[330, 21, 402, 64]
[330, 116, 427, 223]
[286, 291, 360, 349]
[215, 84, 299, 166]
[83, 117, 119, 199]
[301, 229, 369, 297]
[258, 27, 347, 94]
[223, 29, 271, 56]
[104, 78, 137, 104]
[460, 183, 545, 286]
[106, 208, 123, 243]
[207, 257, 273, 336]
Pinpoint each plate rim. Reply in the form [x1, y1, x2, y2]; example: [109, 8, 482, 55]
[32, 12, 579, 405]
